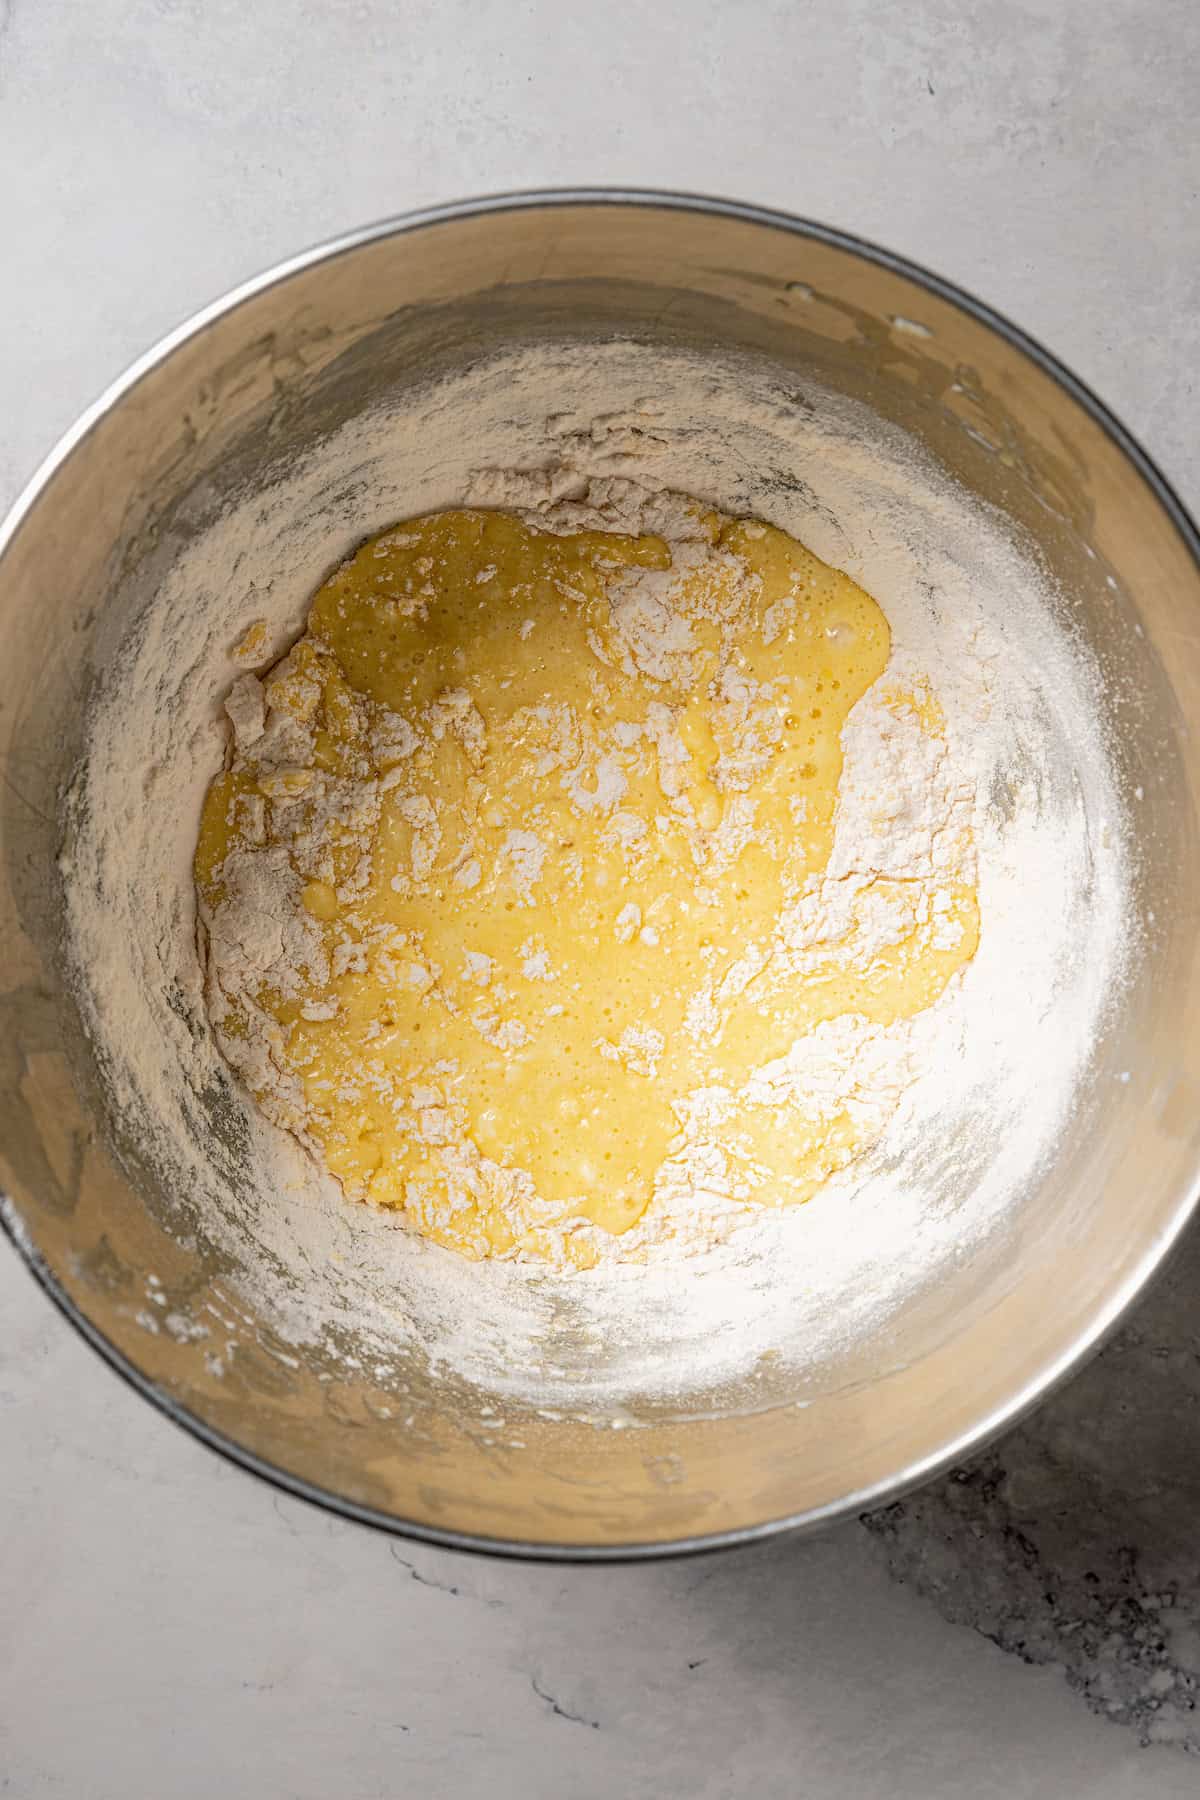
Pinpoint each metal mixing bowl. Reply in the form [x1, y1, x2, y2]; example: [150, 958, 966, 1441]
[3, 191, 1199, 1558]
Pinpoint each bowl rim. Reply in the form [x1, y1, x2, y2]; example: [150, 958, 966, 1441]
[4, 184, 1200, 1562]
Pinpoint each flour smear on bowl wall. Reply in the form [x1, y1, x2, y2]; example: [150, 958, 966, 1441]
[59, 340, 1130, 1407]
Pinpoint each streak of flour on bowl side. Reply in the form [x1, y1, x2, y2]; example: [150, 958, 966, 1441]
[59, 343, 1131, 1410]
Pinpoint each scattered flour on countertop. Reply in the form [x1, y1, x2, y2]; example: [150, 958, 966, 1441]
[58, 341, 1131, 1406]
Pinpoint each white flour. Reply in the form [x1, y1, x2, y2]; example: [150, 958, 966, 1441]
[198, 475, 982, 1265]
[59, 341, 1130, 1406]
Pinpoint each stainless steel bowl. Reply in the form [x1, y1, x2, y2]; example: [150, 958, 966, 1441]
[3, 191, 1199, 1558]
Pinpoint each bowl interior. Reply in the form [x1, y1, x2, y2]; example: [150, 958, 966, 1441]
[2, 196, 1199, 1553]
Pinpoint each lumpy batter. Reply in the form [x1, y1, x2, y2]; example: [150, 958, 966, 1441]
[195, 495, 979, 1265]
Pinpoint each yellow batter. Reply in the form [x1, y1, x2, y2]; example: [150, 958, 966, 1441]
[196, 499, 979, 1266]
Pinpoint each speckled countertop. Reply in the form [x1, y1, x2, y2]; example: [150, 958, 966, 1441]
[864, 1218, 1200, 1752]
[4, 2, 1200, 1794]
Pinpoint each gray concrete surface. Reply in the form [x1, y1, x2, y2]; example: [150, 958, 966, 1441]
[4, 1, 1200, 1793]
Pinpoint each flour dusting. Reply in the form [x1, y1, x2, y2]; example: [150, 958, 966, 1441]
[58, 342, 1130, 1406]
